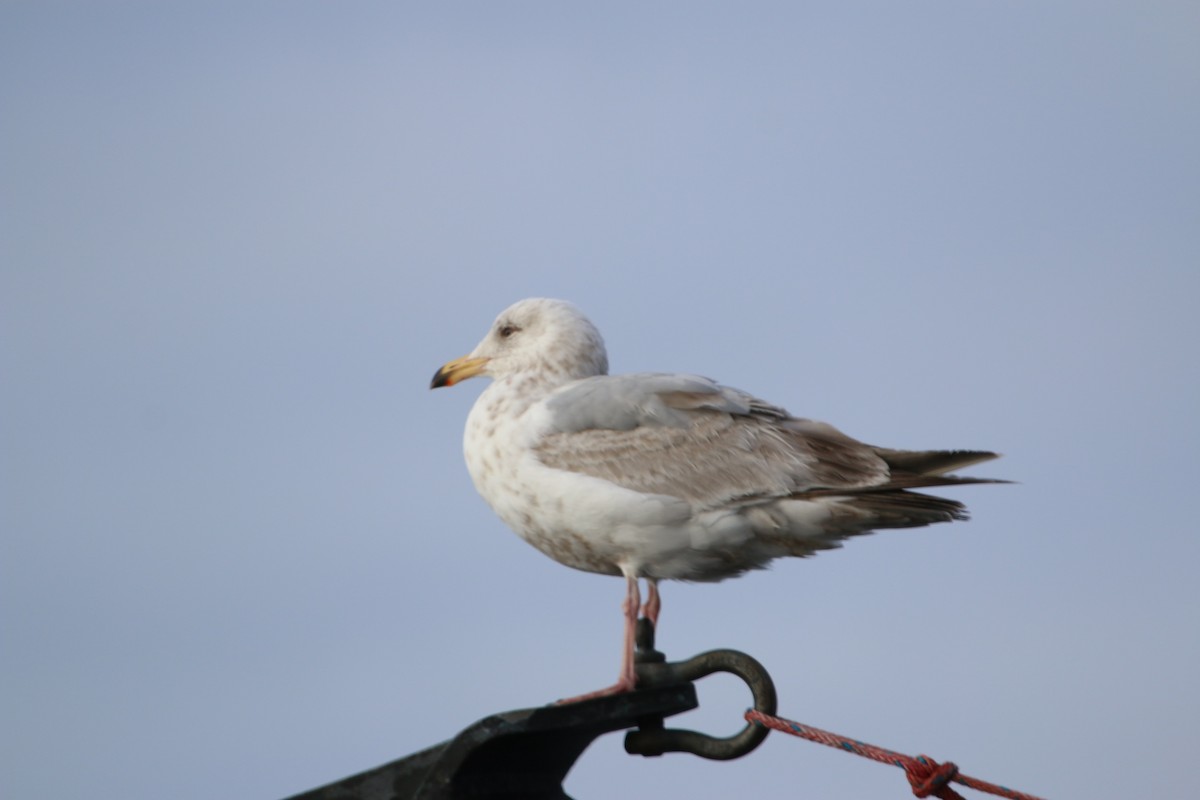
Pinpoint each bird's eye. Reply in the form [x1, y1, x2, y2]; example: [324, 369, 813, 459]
[498, 323, 519, 338]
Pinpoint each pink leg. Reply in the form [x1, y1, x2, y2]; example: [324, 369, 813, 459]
[617, 574, 639, 685]
[556, 574, 640, 704]
[640, 579, 661, 629]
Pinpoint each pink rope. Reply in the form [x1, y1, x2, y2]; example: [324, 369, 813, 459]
[745, 709, 1046, 800]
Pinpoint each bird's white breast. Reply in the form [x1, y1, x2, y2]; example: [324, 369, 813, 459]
[463, 378, 702, 577]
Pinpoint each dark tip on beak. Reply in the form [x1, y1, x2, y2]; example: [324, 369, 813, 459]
[431, 355, 486, 389]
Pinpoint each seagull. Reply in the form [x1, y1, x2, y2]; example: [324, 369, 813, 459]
[431, 298, 1002, 701]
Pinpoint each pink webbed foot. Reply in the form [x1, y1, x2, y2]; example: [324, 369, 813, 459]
[553, 674, 638, 704]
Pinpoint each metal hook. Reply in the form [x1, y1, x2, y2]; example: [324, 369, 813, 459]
[624, 619, 778, 760]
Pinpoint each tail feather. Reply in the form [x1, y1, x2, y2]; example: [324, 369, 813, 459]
[840, 489, 970, 526]
[798, 488, 975, 539]
[873, 448, 1001, 476]
[799, 473, 1010, 498]
[792, 448, 1008, 535]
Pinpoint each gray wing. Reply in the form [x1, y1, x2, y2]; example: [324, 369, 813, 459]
[534, 373, 894, 510]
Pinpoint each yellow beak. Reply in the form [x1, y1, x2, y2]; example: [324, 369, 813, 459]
[430, 355, 489, 388]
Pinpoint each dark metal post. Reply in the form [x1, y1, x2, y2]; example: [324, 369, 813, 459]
[284, 623, 776, 800]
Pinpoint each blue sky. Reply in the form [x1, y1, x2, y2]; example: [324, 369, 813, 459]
[2, 3, 1197, 798]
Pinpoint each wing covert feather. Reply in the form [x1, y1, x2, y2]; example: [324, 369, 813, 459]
[534, 375, 889, 508]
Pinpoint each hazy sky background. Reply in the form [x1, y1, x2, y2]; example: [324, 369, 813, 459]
[3, 3, 1198, 798]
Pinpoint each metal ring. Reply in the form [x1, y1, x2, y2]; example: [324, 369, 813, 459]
[624, 648, 778, 760]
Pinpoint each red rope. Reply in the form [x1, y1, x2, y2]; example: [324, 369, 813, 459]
[745, 709, 1046, 800]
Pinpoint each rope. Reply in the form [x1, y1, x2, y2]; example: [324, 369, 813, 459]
[745, 709, 1046, 800]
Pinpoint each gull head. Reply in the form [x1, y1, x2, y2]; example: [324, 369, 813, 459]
[431, 298, 609, 389]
